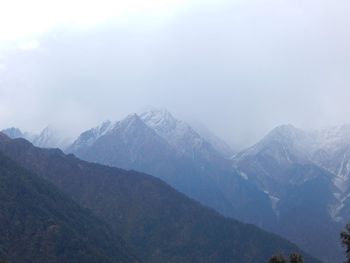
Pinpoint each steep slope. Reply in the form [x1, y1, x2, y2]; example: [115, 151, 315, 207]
[67, 113, 276, 228]
[233, 125, 315, 194]
[190, 121, 235, 158]
[233, 125, 343, 263]
[0, 139, 138, 263]
[0, 134, 321, 263]
[139, 109, 225, 163]
[310, 125, 350, 222]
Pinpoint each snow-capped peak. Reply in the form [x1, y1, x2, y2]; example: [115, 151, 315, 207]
[262, 124, 309, 145]
[1, 127, 24, 139]
[139, 109, 201, 153]
[139, 108, 178, 133]
[234, 124, 314, 165]
[32, 126, 71, 149]
[69, 121, 113, 150]
[139, 108, 224, 161]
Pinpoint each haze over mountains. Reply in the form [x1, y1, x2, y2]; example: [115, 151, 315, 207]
[4, 108, 350, 262]
[65, 109, 275, 229]
[2, 126, 71, 149]
[1, 1, 349, 262]
[0, 132, 320, 263]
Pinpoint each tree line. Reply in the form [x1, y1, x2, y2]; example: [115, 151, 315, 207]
[269, 223, 350, 262]
[2, 224, 350, 263]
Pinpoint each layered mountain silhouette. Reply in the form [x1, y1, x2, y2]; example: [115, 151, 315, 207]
[63, 110, 350, 262]
[66, 110, 276, 228]
[0, 133, 320, 263]
[5, 109, 350, 262]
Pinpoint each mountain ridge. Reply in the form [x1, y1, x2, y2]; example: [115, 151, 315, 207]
[0, 144, 139, 263]
[0, 133, 322, 263]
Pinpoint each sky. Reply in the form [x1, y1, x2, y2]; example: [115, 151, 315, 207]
[0, 0, 349, 149]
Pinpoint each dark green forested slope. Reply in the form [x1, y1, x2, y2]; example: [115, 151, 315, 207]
[0, 151, 138, 263]
[0, 134, 322, 263]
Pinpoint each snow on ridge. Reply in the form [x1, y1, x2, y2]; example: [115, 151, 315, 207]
[190, 121, 234, 158]
[71, 121, 113, 149]
[139, 108, 207, 155]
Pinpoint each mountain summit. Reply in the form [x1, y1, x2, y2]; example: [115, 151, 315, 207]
[67, 109, 275, 228]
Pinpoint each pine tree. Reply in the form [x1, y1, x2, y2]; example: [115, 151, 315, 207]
[341, 224, 350, 263]
[268, 253, 303, 263]
[290, 253, 304, 263]
[269, 255, 288, 263]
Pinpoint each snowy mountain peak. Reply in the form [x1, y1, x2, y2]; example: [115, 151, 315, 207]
[139, 108, 178, 133]
[139, 108, 225, 161]
[33, 126, 71, 149]
[234, 124, 313, 165]
[139, 109, 203, 153]
[263, 124, 307, 143]
[69, 120, 113, 151]
[112, 113, 153, 136]
[1, 127, 24, 139]
[119, 113, 144, 127]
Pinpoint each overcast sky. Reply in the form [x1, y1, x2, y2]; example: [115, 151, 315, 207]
[0, 0, 349, 149]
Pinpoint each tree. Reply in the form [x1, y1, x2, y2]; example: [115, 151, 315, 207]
[268, 253, 303, 263]
[290, 253, 304, 263]
[341, 224, 350, 263]
[269, 255, 288, 263]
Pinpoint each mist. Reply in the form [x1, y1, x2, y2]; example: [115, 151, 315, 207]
[0, 0, 350, 149]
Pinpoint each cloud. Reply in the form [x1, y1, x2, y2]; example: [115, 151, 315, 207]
[0, 0, 190, 41]
[17, 40, 40, 50]
[0, 0, 349, 149]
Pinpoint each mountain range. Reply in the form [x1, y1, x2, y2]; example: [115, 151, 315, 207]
[0, 132, 320, 263]
[4, 109, 350, 262]
[2, 126, 71, 149]
[65, 110, 276, 229]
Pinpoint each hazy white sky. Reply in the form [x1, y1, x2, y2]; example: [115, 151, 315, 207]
[0, 0, 349, 149]
[0, 0, 190, 41]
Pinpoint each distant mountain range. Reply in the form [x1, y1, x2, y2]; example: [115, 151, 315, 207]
[0, 132, 320, 263]
[65, 110, 276, 230]
[2, 126, 71, 149]
[4, 109, 350, 262]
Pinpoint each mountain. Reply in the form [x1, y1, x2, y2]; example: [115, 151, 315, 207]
[233, 125, 315, 193]
[0, 134, 138, 263]
[139, 109, 226, 163]
[233, 124, 344, 263]
[67, 110, 276, 228]
[190, 121, 235, 158]
[32, 126, 71, 149]
[2, 126, 71, 149]
[1, 127, 26, 139]
[311, 125, 350, 219]
[0, 133, 321, 263]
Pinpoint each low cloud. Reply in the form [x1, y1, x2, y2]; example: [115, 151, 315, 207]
[0, 0, 349, 149]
